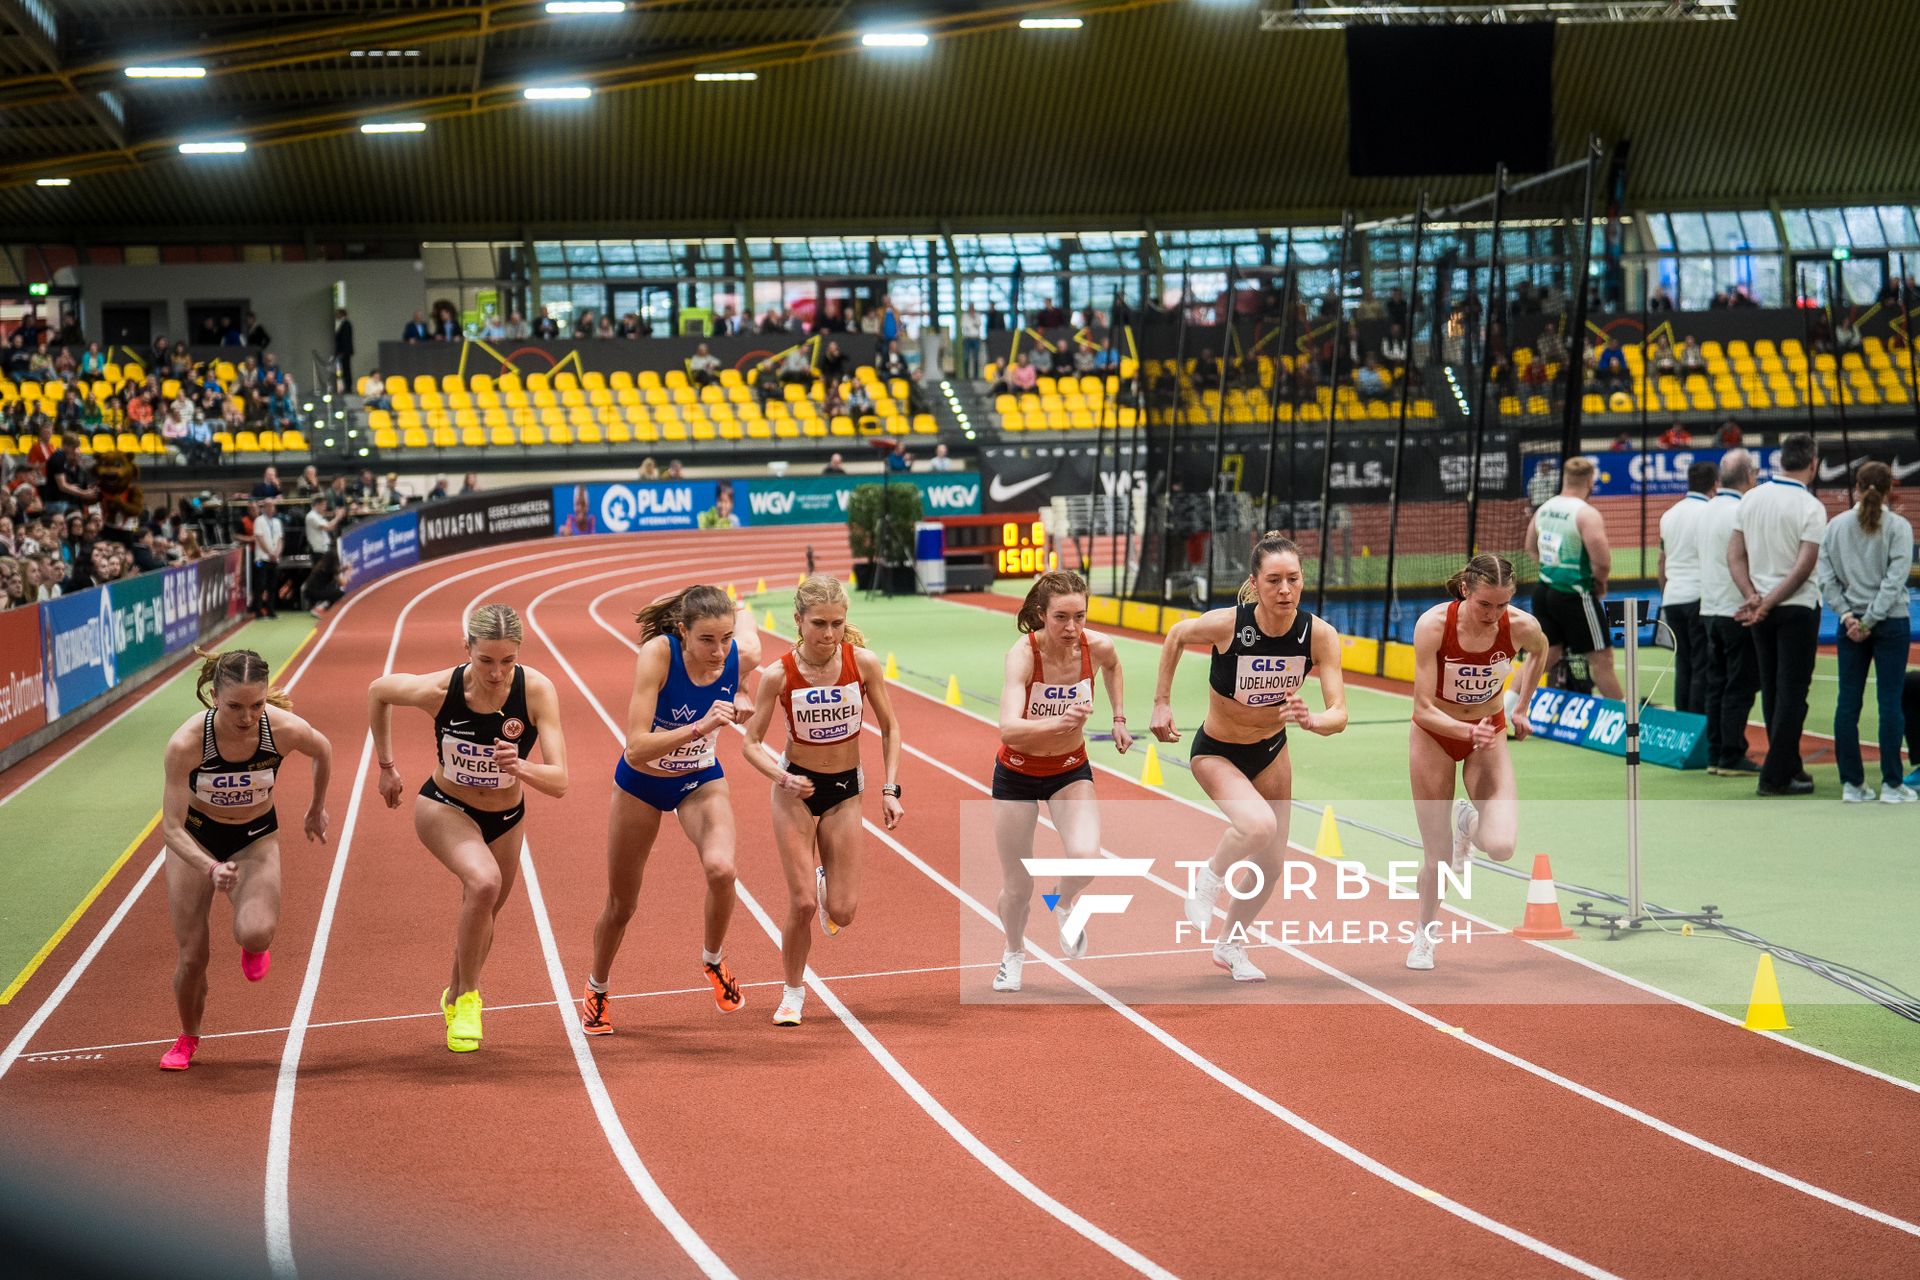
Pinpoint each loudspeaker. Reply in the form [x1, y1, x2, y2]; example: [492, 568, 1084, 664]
[1346, 24, 1554, 177]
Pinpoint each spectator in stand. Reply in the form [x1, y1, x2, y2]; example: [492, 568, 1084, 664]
[961, 307, 984, 379]
[362, 370, 393, 411]
[402, 311, 430, 343]
[1593, 337, 1630, 392]
[42, 433, 96, 515]
[1717, 421, 1744, 446]
[251, 497, 285, 619]
[755, 360, 783, 408]
[1007, 353, 1038, 395]
[877, 294, 902, 348]
[1354, 355, 1390, 401]
[821, 341, 849, 384]
[822, 452, 846, 476]
[596, 314, 616, 339]
[252, 466, 282, 500]
[432, 303, 462, 342]
[1834, 316, 1863, 354]
[876, 340, 907, 380]
[1649, 335, 1678, 377]
[176, 528, 204, 562]
[333, 308, 354, 392]
[1648, 285, 1675, 311]
[293, 465, 322, 498]
[1027, 342, 1054, 377]
[78, 342, 105, 378]
[462, 472, 481, 494]
[531, 308, 559, 340]
[1658, 421, 1694, 449]
[1034, 298, 1067, 329]
[503, 311, 530, 339]
[615, 311, 644, 339]
[927, 442, 956, 473]
[1727, 432, 1826, 796]
[665, 459, 685, 481]
[781, 346, 814, 386]
[689, 343, 722, 387]
[759, 308, 785, 334]
[246, 311, 271, 349]
[1609, 431, 1634, 452]
[426, 475, 451, 502]
[1817, 461, 1915, 803]
[637, 457, 660, 481]
[846, 378, 875, 421]
[716, 306, 743, 336]
[1679, 336, 1708, 378]
[573, 309, 597, 340]
[1658, 459, 1718, 715]
[482, 313, 508, 341]
[197, 316, 221, 347]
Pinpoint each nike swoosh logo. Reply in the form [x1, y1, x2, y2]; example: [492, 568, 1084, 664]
[447, 719, 469, 727]
[1895, 458, 1920, 481]
[1818, 456, 1866, 481]
[988, 472, 1053, 503]
[247, 825, 269, 837]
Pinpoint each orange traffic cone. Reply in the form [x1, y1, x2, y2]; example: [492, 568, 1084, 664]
[1510, 853, 1576, 940]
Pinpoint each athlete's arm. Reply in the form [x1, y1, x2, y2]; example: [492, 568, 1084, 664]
[739, 660, 808, 795]
[276, 710, 333, 843]
[1410, 608, 1473, 744]
[1575, 503, 1612, 595]
[1091, 631, 1132, 754]
[1505, 610, 1550, 741]
[620, 637, 724, 767]
[161, 724, 229, 887]
[366, 669, 450, 809]
[1151, 607, 1233, 741]
[1523, 512, 1539, 562]
[733, 599, 762, 669]
[500, 670, 568, 798]
[1293, 617, 1348, 736]
[857, 648, 905, 830]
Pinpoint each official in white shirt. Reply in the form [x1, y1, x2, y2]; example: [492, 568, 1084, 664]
[252, 498, 285, 619]
[1657, 460, 1718, 714]
[1697, 450, 1761, 775]
[1728, 433, 1829, 796]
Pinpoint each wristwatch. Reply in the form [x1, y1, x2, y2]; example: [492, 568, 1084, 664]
[881, 783, 902, 799]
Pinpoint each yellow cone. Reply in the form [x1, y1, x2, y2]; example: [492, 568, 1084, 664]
[1743, 953, 1791, 1031]
[755, 577, 766, 595]
[1315, 805, 1344, 859]
[796, 574, 804, 588]
[884, 652, 900, 681]
[763, 609, 777, 633]
[726, 582, 737, 600]
[944, 674, 963, 706]
[1139, 742, 1164, 787]
[849, 570, 858, 590]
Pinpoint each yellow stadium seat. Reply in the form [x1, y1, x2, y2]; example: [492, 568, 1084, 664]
[582, 372, 606, 391]
[470, 374, 494, 394]
[526, 372, 550, 393]
[664, 370, 689, 390]
[410, 375, 435, 395]
[609, 371, 634, 390]
[0, 437, 14, 456]
[606, 421, 632, 444]
[555, 372, 579, 393]
[432, 427, 456, 448]
[912, 414, 937, 434]
[520, 425, 546, 446]
[774, 420, 800, 440]
[403, 428, 429, 448]
[660, 422, 689, 443]
[368, 409, 393, 431]
[282, 429, 309, 451]
[578, 423, 604, 444]
[747, 420, 773, 441]
[373, 428, 399, 450]
[439, 374, 462, 394]
[459, 426, 483, 447]
[488, 425, 515, 446]
[634, 422, 660, 444]
[549, 425, 574, 445]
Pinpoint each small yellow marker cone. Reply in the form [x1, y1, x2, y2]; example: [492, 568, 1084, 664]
[763, 609, 777, 633]
[1139, 742, 1165, 787]
[726, 582, 737, 600]
[1743, 953, 1791, 1031]
[755, 577, 766, 595]
[1315, 805, 1344, 859]
[884, 652, 900, 681]
[796, 574, 805, 588]
[944, 674, 963, 706]
[849, 570, 858, 590]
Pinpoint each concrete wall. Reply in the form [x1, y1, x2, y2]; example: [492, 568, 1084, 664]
[63, 259, 429, 385]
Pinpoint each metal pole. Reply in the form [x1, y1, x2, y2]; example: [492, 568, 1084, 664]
[1105, 289, 1125, 599]
[1205, 265, 1239, 595]
[1158, 272, 1193, 601]
[1638, 290, 1651, 581]
[1379, 198, 1428, 657]
[1901, 252, 1920, 442]
[1557, 137, 1604, 462]
[1624, 596, 1642, 924]
[1830, 260, 1854, 477]
[1258, 264, 1298, 534]
[1465, 164, 1507, 558]
[1796, 267, 1820, 445]
[1122, 325, 1144, 601]
[1313, 214, 1355, 620]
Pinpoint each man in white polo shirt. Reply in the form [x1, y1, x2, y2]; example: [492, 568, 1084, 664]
[1698, 449, 1760, 776]
[1729, 433, 1827, 796]
[1657, 459, 1717, 714]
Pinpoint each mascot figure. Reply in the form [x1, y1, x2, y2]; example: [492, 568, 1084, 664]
[93, 450, 146, 538]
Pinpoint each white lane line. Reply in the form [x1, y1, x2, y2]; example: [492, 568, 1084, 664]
[879, 675, 1920, 1233]
[858, 818, 1620, 1279]
[264, 537, 775, 1279]
[532, 569, 1181, 1280]
[896, 623, 1920, 1101]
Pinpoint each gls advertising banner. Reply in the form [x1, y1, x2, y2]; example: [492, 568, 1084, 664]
[1526, 685, 1710, 770]
[1570, 441, 1920, 498]
[340, 509, 421, 583]
[740, 475, 982, 525]
[418, 486, 557, 557]
[0, 606, 46, 752]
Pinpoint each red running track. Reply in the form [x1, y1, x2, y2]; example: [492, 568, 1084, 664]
[1, 528, 1917, 1279]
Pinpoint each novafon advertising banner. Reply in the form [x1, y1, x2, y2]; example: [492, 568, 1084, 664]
[553, 481, 719, 535]
[340, 509, 421, 583]
[0, 606, 46, 752]
[739, 474, 982, 525]
[1526, 685, 1709, 770]
[417, 486, 557, 558]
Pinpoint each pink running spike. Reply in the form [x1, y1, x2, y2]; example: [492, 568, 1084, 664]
[159, 1035, 200, 1071]
[241, 949, 271, 982]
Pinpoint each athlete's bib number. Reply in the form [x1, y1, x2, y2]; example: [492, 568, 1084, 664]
[1234, 655, 1305, 708]
[1440, 658, 1510, 706]
[440, 736, 503, 789]
[654, 728, 717, 772]
[196, 768, 275, 808]
[791, 682, 863, 744]
[1026, 678, 1092, 719]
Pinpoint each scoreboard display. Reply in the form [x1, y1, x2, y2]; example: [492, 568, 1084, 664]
[938, 512, 1058, 578]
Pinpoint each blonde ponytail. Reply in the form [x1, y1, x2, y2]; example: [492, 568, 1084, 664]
[194, 647, 292, 710]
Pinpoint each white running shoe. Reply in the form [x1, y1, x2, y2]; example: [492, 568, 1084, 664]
[1185, 864, 1224, 932]
[992, 952, 1025, 992]
[1450, 799, 1477, 873]
[1057, 901, 1089, 960]
[1879, 784, 1919, 804]
[816, 865, 839, 937]
[1843, 783, 1877, 803]
[1211, 941, 1267, 982]
[773, 986, 806, 1026]
[1406, 924, 1437, 970]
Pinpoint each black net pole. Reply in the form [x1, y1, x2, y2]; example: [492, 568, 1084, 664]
[1901, 253, 1920, 442]
[1104, 289, 1125, 599]
[1830, 262, 1854, 473]
[1123, 325, 1145, 600]
[1204, 265, 1239, 591]
[1465, 164, 1507, 557]
[1156, 272, 1194, 600]
[1797, 267, 1820, 446]
[1558, 137, 1604, 461]
[1313, 214, 1355, 619]
[1378, 198, 1428, 657]
[1258, 264, 1299, 533]
[1081, 293, 1119, 579]
[1638, 290, 1651, 580]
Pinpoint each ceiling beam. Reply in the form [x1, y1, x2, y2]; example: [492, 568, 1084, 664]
[0, 0, 130, 159]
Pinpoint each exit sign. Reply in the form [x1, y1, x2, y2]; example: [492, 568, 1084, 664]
[27, 282, 48, 296]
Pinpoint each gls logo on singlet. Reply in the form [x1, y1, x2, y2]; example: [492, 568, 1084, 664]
[799, 687, 847, 705]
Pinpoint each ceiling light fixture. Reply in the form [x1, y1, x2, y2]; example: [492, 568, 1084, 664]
[860, 32, 930, 47]
[694, 71, 758, 81]
[524, 85, 593, 100]
[125, 65, 205, 78]
[35, 177, 71, 186]
[361, 121, 427, 134]
[1019, 17, 1084, 28]
[179, 140, 246, 154]
[545, 1, 626, 12]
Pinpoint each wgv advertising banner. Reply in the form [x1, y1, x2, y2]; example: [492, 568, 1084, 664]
[739, 474, 982, 525]
[553, 482, 720, 535]
[1526, 685, 1710, 770]
[108, 573, 168, 675]
[340, 509, 421, 583]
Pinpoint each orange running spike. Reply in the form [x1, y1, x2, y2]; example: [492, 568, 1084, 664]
[1510, 853, 1576, 940]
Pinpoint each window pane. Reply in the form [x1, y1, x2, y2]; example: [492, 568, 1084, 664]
[1678, 258, 1715, 309]
[1670, 212, 1710, 252]
[1844, 207, 1886, 248]
[1805, 208, 1846, 248]
[1739, 211, 1780, 250]
[1646, 213, 1675, 251]
[1877, 206, 1918, 246]
[1780, 210, 1817, 248]
[1841, 261, 1881, 304]
[1705, 212, 1745, 248]
[1746, 255, 1782, 306]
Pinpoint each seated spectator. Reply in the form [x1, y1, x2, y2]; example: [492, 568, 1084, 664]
[665, 459, 685, 481]
[246, 312, 271, 348]
[780, 347, 814, 385]
[1648, 286, 1675, 311]
[876, 340, 907, 380]
[1835, 318, 1863, 353]
[1535, 326, 1567, 366]
[1679, 336, 1707, 377]
[689, 343, 722, 386]
[26, 345, 53, 383]
[531, 308, 559, 340]
[821, 341, 849, 383]
[79, 342, 106, 377]
[402, 311, 429, 343]
[504, 311, 530, 339]
[616, 312, 646, 339]
[760, 309, 787, 334]
[267, 389, 296, 431]
[362, 369, 393, 410]
[462, 472, 481, 494]
[573, 309, 597, 340]
[1717, 420, 1744, 446]
[426, 475, 451, 502]
[822, 452, 846, 476]
[1593, 338, 1630, 392]
[822, 376, 846, 418]
[1072, 342, 1097, 376]
[846, 379, 875, 419]
[1649, 335, 1678, 376]
[1354, 356, 1390, 401]
[1034, 299, 1067, 329]
[1657, 421, 1694, 449]
[596, 314, 616, 339]
[1006, 353, 1037, 395]
[52, 347, 75, 381]
[253, 466, 282, 500]
[1610, 431, 1633, 452]
[1027, 344, 1054, 376]
[638, 457, 660, 481]
[294, 464, 322, 498]
[198, 316, 222, 347]
[755, 360, 783, 407]
[927, 442, 956, 473]
[482, 313, 509, 340]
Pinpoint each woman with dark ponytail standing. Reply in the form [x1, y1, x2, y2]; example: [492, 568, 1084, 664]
[1816, 461, 1915, 803]
[1405, 555, 1550, 971]
[1150, 533, 1347, 983]
[988, 570, 1130, 993]
[581, 589, 760, 1033]
[368, 604, 570, 1053]
[158, 650, 333, 1070]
